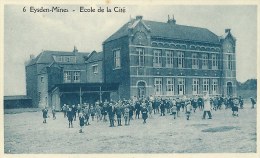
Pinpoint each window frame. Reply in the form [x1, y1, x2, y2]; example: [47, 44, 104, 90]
[192, 78, 199, 95]
[153, 49, 162, 67]
[202, 54, 209, 69]
[177, 51, 184, 68]
[166, 50, 174, 68]
[166, 78, 174, 96]
[177, 78, 185, 95]
[92, 64, 98, 74]
[212, 79, 218, 95]
[154, 78, 162, 95]
[191, 53, 199, 69]
[113, 49, 121, 69]
[136, 47, 145, 67]
[73, 71, 80, 83]
[64, 71, 72, 83]
[202, 78, 210, 93]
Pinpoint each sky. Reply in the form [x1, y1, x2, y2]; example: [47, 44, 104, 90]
[4, 5, 257, 95]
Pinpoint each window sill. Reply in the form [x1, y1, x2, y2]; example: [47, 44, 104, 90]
[113, 67, 121, 70]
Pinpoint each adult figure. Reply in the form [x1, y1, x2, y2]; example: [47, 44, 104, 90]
[202, 93, 212, 119]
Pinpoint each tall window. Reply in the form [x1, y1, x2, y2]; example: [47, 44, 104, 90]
[166, 78, 174, 96]
[153, 50, 162, 67]
[228, 55, 232, 70]
[212, 79, 218, 95]
[73, 71, 80, 83]
[114, 49, 121, 69]
[202, 78, 209, 93]
[136, 48, 145, 66]
[177, 52, 184, 68]
[177, 78, 185, 95]
[166, 50, 174, 68]
[192, 53, 199, 69]
[202, 54, 209, 69]
[212, 54, 218, 70]
[92, 64, 98, 74]
[192, 78, 199, 95]
[154, 78, 162, 95]
[64, 71, 72, 83]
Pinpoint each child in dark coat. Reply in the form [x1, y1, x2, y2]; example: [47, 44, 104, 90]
[79, 113, 85, 133]
[42, 107, 48, 123]
[141, 105, 148, 124]
[108, 103, 115, 127]
[115, 104, 122, 126]
[67, 108, 74, 128]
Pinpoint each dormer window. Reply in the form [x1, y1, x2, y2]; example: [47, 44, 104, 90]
[53, 56, 76, 63]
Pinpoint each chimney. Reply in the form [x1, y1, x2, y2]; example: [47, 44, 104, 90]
[167, 14, 176, 25]
[136, 15, 143, 20]
[225, 29, 231, 33]
[73, 46, 78, 53]
[30, 54, 35, 60]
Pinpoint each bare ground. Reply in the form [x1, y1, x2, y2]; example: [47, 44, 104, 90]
[4, 104, 256, 153]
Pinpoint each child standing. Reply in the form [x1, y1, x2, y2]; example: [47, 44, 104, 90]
[186, 101, 192, 120]
[141, 105, 148, 124]
[79, 113, 85, 133]
[67, 108, 74, 128]
[202, 93, 212, 119]
[83, 106, 90, 125]
[108, 103, 115, 127]
[62, 104, 67, 118]
[232, 97, 239, 117]
[115, 103, 122, 126]
[90, 105, 95, 121]
[250, 97, 256, 109]
[42, 107, 48, 123]
[148, 101, 153, 118]
[124, 105, 130, 125]
[171, 104, 177, 119]
[160, 100, 165, 116]
[52, 105, 56, 120]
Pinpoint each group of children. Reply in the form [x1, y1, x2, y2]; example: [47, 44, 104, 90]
[42, 94, 256, 133]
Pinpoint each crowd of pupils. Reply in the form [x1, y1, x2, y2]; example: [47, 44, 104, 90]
[41, 95, 256, 133]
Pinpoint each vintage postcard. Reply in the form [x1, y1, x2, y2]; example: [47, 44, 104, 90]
[1, 0, 259, 157]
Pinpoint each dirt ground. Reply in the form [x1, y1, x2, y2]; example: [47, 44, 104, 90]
[4, 104, 256, 153]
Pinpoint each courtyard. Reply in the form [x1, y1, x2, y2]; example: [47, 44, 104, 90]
[4, 103, 256, 153]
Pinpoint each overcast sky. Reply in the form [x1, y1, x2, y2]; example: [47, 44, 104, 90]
[4, 5, 257, 95]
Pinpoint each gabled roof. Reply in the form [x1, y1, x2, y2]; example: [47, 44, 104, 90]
[26, 50, 90, 66]
[86, 51, 103, 63]
[219, 31, 236, 42]
[104, 19, 220, 44]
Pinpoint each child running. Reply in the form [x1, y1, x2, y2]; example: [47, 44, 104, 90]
[186, 100, 192, 120]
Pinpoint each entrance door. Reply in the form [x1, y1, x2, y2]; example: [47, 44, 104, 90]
[227, 82, 233, 96]
[178, 78, 185, 95]
[137, 81, 146, 99]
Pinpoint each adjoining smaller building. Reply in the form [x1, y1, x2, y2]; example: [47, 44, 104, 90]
[4, 95, 32, 109]
[25, 48, 118, 110]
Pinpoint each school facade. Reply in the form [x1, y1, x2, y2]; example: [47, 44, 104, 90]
[25, 15, 237, 109]
[103, 16, 237, 100]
